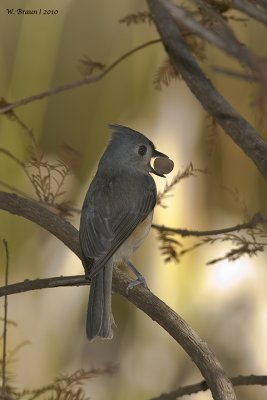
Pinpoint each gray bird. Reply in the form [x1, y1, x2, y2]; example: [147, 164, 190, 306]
[79, 124, 170, 340]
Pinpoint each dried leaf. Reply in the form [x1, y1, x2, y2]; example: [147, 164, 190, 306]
[154, 58, 180, 90]
[157, 163, 206, 207]
[205, 0, 231, 13]
[119, 11, 153, 26]
[78, 56, 105, 77]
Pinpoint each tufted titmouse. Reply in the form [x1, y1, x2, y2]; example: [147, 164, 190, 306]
[79, 124, 173, 340]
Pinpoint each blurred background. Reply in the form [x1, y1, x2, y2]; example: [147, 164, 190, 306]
[1, 0, 267, 399]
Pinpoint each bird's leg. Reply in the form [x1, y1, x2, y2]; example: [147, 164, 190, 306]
[126, 262, 148, 294]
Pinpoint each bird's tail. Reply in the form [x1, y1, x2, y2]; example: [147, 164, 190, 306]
[86, 260, 113, 340]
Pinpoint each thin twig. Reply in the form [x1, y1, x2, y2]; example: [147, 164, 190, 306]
[0, 149, 25, 170]
[0, 181, 30, 199]
[152, 212, 267, 237]
[0, 275, 86, 298]
[156, 163, 203, 207]
[0, 148, 32, 184]
[150, 374, 267, 400]
[0, 39, 161, 115]
[212, 66, 258, 81]
[2, 240, 9, 398]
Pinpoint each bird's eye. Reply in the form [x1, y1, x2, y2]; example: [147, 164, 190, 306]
[138, 145, 147, 156]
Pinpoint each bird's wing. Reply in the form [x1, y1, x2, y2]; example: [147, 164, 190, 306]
[79, 173, 156, 278]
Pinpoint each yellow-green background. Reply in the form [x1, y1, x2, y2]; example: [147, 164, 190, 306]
[0, 0, 267, 399]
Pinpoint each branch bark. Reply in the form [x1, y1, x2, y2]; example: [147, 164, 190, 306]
[0, 190, 235, 400]
[256, 0, 267, 10]
[0, 192, 80, 257]
[147, 0, 267, 181]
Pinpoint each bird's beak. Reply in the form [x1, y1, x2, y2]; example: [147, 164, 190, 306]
[153, 149, 169, 158]
[149, 149, 169, 177]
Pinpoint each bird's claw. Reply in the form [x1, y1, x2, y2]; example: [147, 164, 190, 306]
[126, 276, 148, 295]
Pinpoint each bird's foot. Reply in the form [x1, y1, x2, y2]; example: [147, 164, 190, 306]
[126, 262, 148, 294]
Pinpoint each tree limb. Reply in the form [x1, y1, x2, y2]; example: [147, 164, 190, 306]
[0, 190, 234, 400]
[256, 0, 267, 10]
[147, 0, 267, 182]
[0, 191, 80, 257]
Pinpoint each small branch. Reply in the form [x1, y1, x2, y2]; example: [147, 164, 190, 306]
[0, 39, 161, 115]
[212, 66, 257, 82]
[0, 275, 87, 298]
[0, 181, 30, 199]
[152, 212, 267, 237]
[151, 374, 267, 400]
[0, 149, 26, 170]
[148, 0, 267, 181]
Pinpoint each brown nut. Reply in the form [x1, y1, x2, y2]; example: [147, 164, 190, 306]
[154, 157, 174, 175]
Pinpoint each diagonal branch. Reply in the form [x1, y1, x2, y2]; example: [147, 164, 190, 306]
[0, 191, 80, 257]
[232, 0, 267, 25]
[0, 39, 160, 115]
[162, 0, 257, 70]
[147, 0, 267, 181]
[256, 0, 267, 10]
[0, 190, 234, 400]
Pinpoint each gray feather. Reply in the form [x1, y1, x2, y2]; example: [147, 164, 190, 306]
[87, 260, 113, 340]
[80, 172, 156, 278]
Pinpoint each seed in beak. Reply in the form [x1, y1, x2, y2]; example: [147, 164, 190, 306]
[153, 157, 174, 175]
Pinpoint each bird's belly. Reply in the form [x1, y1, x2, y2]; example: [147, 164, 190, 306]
[113, 211, 153, 263]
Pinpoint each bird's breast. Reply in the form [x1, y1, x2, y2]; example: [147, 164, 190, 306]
[113, 211, 154, 263]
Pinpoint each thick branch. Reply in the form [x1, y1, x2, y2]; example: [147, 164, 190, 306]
[256, 0, 267, 10]
[0, 191, 80, 257]
[148, 0, 267, 181]
[0, 190, 234, 400]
